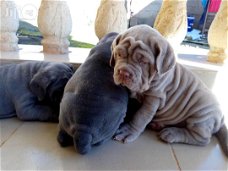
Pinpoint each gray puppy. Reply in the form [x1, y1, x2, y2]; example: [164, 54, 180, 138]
[110, 25, 228, 157]
[0, 61, 73, 122]
[58, 32, 129, 154]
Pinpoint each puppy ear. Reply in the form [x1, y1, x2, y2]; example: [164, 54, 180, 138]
[29, 73, 51, 101]
[110, 35, 121, 67]
[110, 53, 116, 68]
[154, 41, 176, 76]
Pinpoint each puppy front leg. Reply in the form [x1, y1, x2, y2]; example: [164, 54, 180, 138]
[16, 104, 58, 122]
[115, 97, 159, 143]
[15, 97, 58, 122]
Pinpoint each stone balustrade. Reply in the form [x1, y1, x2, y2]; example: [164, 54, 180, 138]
[38, 0, 72, 54]
[0, 0, 227, 64]
[0, 0, 19, 51]
[207, 0, 228, 63]
[153, 0, 188, 47]
[95, 0, 128, 40]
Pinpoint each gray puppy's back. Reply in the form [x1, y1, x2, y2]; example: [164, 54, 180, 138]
[0, 61, 73, 121]
[0, 62, 46, 118]
[59, 32, 129, 154]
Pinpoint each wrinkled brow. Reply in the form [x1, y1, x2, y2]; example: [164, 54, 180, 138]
[114, 45, 128, 59]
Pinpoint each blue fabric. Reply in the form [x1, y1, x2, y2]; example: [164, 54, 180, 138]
[199, 0, 209, 25]
[201, 0, 208, 8]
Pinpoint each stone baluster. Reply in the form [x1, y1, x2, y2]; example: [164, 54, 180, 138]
[153, 0, 187, 47]
[95, 0, 128, 40]
[38, 0, 72, 54]
[207, 0, 227, 63]
[0, 0, 19, 51]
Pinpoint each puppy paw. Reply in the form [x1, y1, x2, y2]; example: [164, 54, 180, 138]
[159, 127, 180, 143]
[57, 130, 73, 147]
[49, 115, 59, 122]
[114, 123, 141, 143]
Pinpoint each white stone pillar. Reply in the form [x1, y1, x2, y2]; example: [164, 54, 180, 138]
[207, 0, 228, 63]
[153, 0, 187, 46]
[0, 0, 19, 51]
[95, 0, 128, 40]
[38, 0, 72, 54]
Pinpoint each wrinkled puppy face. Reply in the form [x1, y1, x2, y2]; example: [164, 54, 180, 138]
[110, 25, 176, 93]
[30, 63, 73, 103]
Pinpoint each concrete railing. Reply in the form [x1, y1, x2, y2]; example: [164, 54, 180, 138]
[0, 0, 19, 51]
[0, 0, 227, 63]
[95, 0, 128, 40]
[207, 0, 228, 63]
[37, 0, 72, 54]
[153, 0, 188, 47]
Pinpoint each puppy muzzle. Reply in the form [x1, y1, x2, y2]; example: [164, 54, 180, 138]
[116, 68, 134, 86]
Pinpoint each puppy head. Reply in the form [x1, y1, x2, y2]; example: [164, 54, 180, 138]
[110, 25, 176, 92]
[30, 62, 73, 102]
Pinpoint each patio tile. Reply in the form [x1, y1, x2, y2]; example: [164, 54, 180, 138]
[171, 137, 228, 171]
[1, 122, 178, 170]
[0, 118, 23, 146]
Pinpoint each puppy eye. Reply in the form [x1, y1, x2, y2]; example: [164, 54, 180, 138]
[115, 47, 127, 59]
[137, 56, 148, 65]
[116, 52, 125, 59]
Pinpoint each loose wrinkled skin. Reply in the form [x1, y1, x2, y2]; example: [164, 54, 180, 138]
[58, 32, 129, 154]
[0, 61, 73, 122]
[110, 25, 227, 157]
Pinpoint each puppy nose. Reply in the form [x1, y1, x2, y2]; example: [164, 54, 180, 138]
[118, 69, 130, 79]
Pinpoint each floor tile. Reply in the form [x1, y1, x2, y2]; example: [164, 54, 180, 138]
[1, 122, 178, 170]
[0, 118, 23, 146]
[172, 137, 228, 171]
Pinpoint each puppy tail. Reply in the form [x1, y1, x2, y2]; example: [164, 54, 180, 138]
[215, 124, 228, 157]
[73, 131, 92, 155]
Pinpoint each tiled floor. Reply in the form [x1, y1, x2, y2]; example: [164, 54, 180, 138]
[1, 45, 228, 170]
[0, 118, 227, 170]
